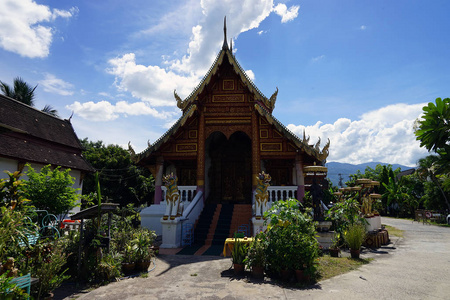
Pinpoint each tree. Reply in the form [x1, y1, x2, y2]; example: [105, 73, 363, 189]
[415, 98, 450, 174]
[80, 138, 154, 207]
[416, 155, 450, 210]
[0, 77, 59, 117]
[24, 164, 79, 219]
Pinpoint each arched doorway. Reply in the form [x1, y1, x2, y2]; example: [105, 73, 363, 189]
[206, 131, 252, 204]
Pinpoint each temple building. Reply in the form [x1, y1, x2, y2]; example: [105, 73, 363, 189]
[134, 20, 329, 248]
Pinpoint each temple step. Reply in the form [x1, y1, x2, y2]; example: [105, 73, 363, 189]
[192, 203, 253, 249]
[228, 204, 253, 236]
[193, 204, 218, 244]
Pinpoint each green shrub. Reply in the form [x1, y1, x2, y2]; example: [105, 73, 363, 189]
[343, 223, 366, 250]
[263, 199, 319, 275]
[231, 238, 248, 265]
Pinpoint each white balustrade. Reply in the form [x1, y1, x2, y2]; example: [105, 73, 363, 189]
[161, 186, 197, 203]
[267, 186, 298, 204]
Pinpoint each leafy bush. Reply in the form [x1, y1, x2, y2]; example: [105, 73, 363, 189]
[29, 240, 69, 298]
[244, 233, 266, 268]
[263, 199, 319, 275]
[24, 164, 79, 218]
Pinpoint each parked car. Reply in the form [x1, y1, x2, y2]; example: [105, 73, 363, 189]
[447, 214, 450, 225]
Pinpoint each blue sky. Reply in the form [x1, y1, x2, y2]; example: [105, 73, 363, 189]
[1, 0, 449, 167]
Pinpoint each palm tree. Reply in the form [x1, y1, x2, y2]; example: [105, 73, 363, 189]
[0, 77, 59, 117]
[416, 155, 450, 210]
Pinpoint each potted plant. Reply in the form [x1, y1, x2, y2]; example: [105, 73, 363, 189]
[244, 234, 265, 279]
[292, 235, 319, 283]
[343, 223, 366, 259]
[231, 238, 248, 275]
[134, 228, 156, 271]
[329, 233, 341, 257]
[121, 241, 137, 274]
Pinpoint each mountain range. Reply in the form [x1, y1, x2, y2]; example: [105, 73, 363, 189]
[325, 162, 413, 187]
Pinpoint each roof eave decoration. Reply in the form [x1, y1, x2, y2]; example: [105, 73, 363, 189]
[254, 103, 330, 162]
[132, 104, 198, 163]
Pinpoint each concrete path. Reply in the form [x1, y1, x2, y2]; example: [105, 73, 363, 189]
[68, 218, 450, 300]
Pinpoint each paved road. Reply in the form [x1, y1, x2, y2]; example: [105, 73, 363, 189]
[70, 218, 450, 300]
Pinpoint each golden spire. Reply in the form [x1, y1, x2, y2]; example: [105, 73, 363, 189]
[222, 16, 229, 50]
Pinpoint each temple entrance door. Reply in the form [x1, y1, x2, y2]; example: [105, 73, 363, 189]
[207, 131, 252, 204]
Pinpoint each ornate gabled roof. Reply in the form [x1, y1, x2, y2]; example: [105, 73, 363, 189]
[254, 103, 329, 162]
[175, 17, 278, 114]
[132, 104, 198, 163]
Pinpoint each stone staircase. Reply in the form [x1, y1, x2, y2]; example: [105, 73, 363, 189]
[193, 203, 253, 248]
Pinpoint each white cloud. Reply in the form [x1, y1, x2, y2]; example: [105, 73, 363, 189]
[311, 55, 325, 63]
[38, 73, 74, 96]
[107, 53, 200, 107]
[257, 30, 267, 35]
[0, 0, 77, 58]
[287, 103, 429, 167]
[245, 70, 255, 81]
[105, 0, 299, 110]
[66, 100, 174, 122]
[273, 3, 300, 23]
[360, 25, 367, 30]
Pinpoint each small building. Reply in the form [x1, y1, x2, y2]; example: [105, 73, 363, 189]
[0, 94, 94, 213]
[134, 20, 329, 248]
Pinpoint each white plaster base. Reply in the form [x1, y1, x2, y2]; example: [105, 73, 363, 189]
[160, 218, 182, 248]
[140, 204, 166, 236]
[365, 215, 382, 232]
[316, 231, 334, 249]
[251, 217, 267, 236]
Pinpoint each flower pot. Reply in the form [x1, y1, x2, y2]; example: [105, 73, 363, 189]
[329, 248, 340, 257]
[136, 260, 151, 271]
[251, 265, 264, 279]
[122, 262, 136, 274]
[350, 249, 360, 259]
[233, 263, 244, 275]
[280, 269, 293, 282]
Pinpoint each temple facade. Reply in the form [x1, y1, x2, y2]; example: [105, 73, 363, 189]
[135, 20, 329, 248]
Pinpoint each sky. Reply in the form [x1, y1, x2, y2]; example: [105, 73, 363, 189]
[1, 0, 449, 167]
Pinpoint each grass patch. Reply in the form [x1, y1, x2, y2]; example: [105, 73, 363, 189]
[383, 225, 404, 238]
[317, 256, 372, 281]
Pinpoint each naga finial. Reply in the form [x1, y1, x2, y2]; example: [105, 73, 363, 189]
[147, 140, 152, 148]
[314, 137, 321, 152]
[174, 89, 187, 110]
[268, 87, 278, 110]
[302, 129, 310, 144]
[128, 141, 136, 158]
[318, 138, 330, 161]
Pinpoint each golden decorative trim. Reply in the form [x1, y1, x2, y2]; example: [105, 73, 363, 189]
[189, 130, 198, 139]
[176, 143, 198, 152]
[197, 179, 204, 186]
[205, 117, 251, 125]
[259, 117, 268, 126]
[273, 130, 282, 138]
[260, 129, 269, 139]
[260, 143, 282, 152]
[212, 94, 244, 102]
[222, 79, 235, 90]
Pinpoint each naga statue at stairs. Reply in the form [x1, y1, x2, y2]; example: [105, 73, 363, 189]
[162, 173, 182, 220]
[254, 171, 271, 220]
